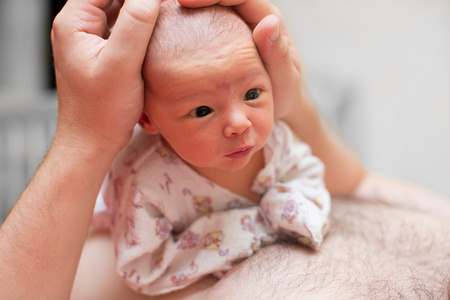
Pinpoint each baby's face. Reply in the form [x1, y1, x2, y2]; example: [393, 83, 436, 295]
[143, 35, 273, 172]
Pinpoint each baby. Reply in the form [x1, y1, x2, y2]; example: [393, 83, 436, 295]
[93, 0, 330, 296]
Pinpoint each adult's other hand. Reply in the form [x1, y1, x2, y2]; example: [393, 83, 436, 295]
[52, 0, 161, 154]
[0, 1, 161, 299]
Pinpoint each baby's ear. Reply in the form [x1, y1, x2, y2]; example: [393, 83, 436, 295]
[138, 113, 160, 134]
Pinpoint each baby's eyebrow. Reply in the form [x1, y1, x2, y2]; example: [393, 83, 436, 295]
[172, 90, 204, 103]
[172, 69, 267, 103]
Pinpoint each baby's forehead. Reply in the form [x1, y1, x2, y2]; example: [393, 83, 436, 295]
[146, 40, 267, 100]
[142, 0, 262, 94]
[147, 0, 254, 61]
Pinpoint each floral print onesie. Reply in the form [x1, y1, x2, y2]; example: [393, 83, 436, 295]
[93, 120, 331, 296]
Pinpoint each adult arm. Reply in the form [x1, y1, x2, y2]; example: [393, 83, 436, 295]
[179, 0, 366, 196]
[0, 0, 160, 298]
[353, 173, 450, 217]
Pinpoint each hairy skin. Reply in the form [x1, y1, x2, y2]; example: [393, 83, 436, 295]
[206, 197, 450, 299]
[73, 195, 450, 299]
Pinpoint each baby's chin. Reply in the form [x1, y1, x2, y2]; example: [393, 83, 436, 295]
[189, 153, 260, 175]
[187, 161, 249, 173]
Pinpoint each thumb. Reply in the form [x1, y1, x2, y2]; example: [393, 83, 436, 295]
[253, 14, 301, 72]
[253, 15, 302, 118]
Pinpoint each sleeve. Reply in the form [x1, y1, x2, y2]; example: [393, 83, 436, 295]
[113, 188, 274, 296]
[258, 121, 331, 249]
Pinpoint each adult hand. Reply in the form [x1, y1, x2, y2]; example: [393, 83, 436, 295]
[52, 0, 160, 155]
[179, 0, 300, 119]
[0, 1, 161, 299]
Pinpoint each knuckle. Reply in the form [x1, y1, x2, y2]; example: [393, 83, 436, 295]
[51, 13, 65, 39]
[51, 9, 73, 47]
[122, 1, 159, 25]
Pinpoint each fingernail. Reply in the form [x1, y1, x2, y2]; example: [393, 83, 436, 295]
[269, 17, 280, 42]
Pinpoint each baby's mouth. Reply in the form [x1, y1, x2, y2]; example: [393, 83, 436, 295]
[225, 146, 254, 159]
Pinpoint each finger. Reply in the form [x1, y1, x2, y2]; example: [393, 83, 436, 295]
[253, 14, 300, 70]
[178, 0, 275, 29]
[178, 0, 246, 7]
[51, 0, 114, 67]
[177, 0, 226, 7]
[232, 0, 278, 29]
[55, 0, 113, 37]
[253, 15, 301, 118]
[100, 0, 161, 72]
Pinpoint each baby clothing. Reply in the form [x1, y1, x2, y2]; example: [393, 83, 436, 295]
[93, 120, 330, 296]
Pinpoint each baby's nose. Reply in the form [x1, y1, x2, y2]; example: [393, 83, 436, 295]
[223, 109, 252, 137]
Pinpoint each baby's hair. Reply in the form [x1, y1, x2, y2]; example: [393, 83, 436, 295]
[144, 0, 253, 70]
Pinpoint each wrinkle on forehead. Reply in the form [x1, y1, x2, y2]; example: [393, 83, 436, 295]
[144, 31, 259, 94]
[157, 37, 262, 75]
[143, 0, 254, 75]
[145, 43, 266, 104]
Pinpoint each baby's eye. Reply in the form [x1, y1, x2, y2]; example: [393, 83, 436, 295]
[244, 88, 261, 101]
[189, 106, 213, 118]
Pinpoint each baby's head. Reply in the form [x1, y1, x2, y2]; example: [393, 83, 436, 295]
[145, 0, 254, 70]
[140, 0, 274, 172]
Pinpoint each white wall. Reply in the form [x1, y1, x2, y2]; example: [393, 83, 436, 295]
[274, 0, 450, 198]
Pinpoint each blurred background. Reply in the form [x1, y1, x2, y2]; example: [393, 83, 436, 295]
[0, 0, 449, 222]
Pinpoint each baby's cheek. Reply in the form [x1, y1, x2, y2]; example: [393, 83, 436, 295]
[175, 142, 216, 167]
[259, 112, 274, 143]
